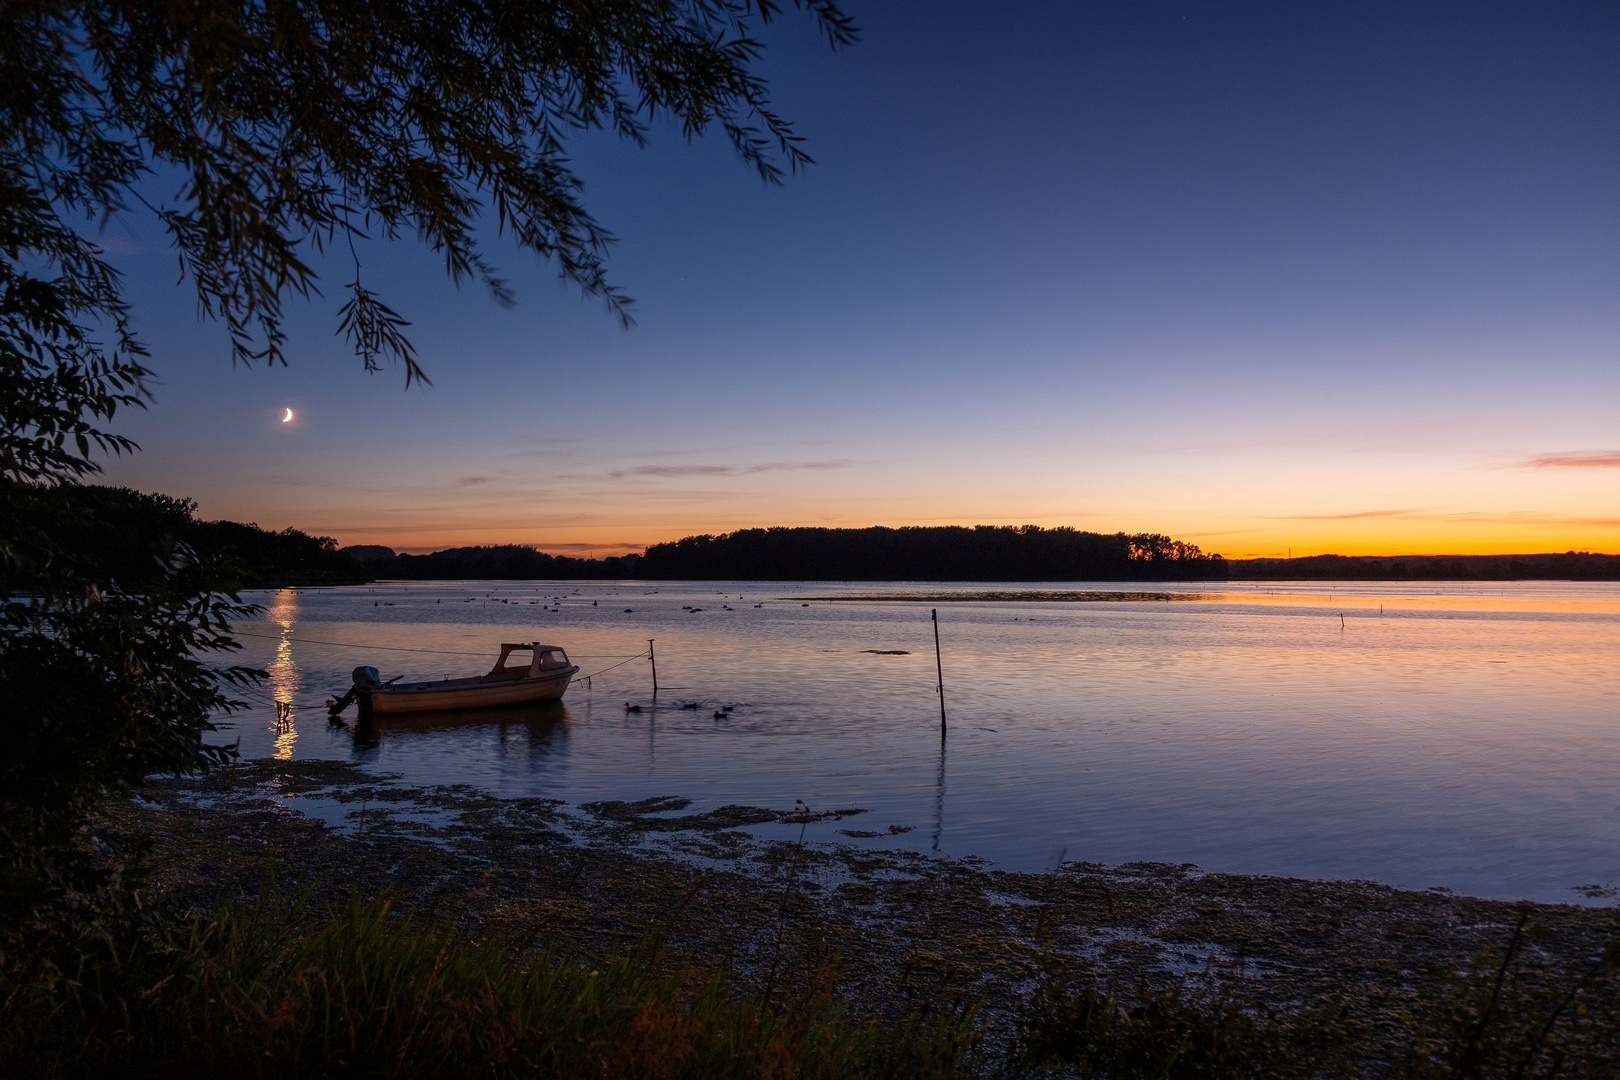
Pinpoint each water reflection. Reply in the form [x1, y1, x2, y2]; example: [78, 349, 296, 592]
[265, 588, 300, 759]
[932, 731, 946, 852]
[352, 700, 572, 771]
[219, 579, 1620, 902]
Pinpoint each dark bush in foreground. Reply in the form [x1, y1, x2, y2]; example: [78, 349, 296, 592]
[0, 480, 257, 935]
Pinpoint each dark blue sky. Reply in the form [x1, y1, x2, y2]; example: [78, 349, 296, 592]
[100, 1, 1620, 555]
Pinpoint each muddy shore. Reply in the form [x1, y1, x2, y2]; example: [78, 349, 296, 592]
[111, 758, 1618, 1066]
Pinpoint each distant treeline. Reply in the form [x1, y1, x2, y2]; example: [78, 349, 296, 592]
[66, 486, 1620, 584]
[334, 540, 1620, 583]
[8, 484, 367, 589]
[1226, 552, 1620, 581]
[633, 526, 1225, 581]
[342, 544, 640, 580]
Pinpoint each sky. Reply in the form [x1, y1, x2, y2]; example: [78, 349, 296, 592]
[94, 0, 1620, 558]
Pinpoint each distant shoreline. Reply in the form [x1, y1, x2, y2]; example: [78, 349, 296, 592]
[798, 590, 1207, 602]
[53, 487, 1620, 587]
[343, 530, 1620, 583]
[332, 573, 1618, 587]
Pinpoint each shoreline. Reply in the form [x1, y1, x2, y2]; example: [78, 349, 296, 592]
[112, 758, 1619, 1063]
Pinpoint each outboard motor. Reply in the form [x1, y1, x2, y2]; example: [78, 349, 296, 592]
[352, 666, 382, 721]
[329, 666, 384, 721]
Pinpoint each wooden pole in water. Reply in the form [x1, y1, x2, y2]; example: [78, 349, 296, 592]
[932, 609, 946, 732]
[648, 638, 659, 695]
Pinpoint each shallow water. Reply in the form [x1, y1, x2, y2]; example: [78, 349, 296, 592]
[220, 579, 1620, 903]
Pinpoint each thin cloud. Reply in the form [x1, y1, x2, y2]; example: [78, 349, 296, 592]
[1520, 452, 1620, 469]
[1163, 416, 1510, 456]
[1271, 508, 1620, 527]
[456, 476, 495, 487]
[502, 435, 591, 460]
[1281, 509, 1424, 521]
[607, 460, 854, 480]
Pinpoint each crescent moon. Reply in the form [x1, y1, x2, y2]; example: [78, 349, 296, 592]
[282, 408, 294, 423]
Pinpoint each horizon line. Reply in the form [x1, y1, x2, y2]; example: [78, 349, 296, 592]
[344, 541, 1618, 562]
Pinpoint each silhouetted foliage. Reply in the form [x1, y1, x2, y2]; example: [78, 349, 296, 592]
[2, 0, 849, 952]
[339, 544, 397, 564]
[1, 0, 863, 1039]
[0, 481, 257, 937]
[634, 526, 1226, 581]
[345, 536, 1620, 583]
[353, 543, 639, 581]
[191, 519, 367, 587]
[0, 483, 365, 589]
[5, 0, 855, 390]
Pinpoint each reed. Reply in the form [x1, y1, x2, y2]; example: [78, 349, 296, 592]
[1007, 910, 1620, 1080]
[1402, 908, 1620, 1080]
[1009, 962, 1352, 1079]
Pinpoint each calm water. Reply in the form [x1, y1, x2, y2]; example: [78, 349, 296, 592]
[221, 580, 1620, 903]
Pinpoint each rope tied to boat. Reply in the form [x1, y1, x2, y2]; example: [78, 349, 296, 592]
[575, 651, 651, 681]
[229, 628, 642, 659]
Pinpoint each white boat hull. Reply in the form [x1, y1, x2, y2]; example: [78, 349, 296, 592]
[368, 667, 576, 714]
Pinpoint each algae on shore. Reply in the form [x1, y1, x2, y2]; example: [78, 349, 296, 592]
[106, 757, 1620, 1072]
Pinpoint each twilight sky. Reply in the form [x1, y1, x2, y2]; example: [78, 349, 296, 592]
[97, 0, 1620, 558]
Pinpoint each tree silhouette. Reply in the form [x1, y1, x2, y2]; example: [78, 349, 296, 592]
[0, 0, 853, 928]
[6, 2, 854, 473]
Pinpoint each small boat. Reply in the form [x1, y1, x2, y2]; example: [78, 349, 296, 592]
[345, 643, 579, 716]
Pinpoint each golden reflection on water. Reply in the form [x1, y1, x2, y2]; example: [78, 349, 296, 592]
[1185, 583, 1620, 616]
[265, 589, 300, 759]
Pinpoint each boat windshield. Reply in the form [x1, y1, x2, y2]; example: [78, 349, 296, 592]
[493, 646, 534, 673]
[489, 645, 571, 676]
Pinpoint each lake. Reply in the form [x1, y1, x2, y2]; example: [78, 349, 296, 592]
[221, 579, 1620, 904]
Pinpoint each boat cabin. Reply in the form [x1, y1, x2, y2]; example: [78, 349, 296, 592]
[485, 643, 572, 682]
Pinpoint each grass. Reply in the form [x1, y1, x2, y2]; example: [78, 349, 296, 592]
[4, 892, 980, 1079]
[4, 888, 1618, 1079]
[1401, 911, 1620, 1080]
[1011, 976, 1355, 1079]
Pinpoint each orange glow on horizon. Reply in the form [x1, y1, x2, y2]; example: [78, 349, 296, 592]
[181, 435, 1620, 563]
[323, 515, 1620, 561]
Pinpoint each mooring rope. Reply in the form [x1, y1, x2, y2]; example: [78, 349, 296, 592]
[228, 628, 640, 659]
[574, 651, 651, 681]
